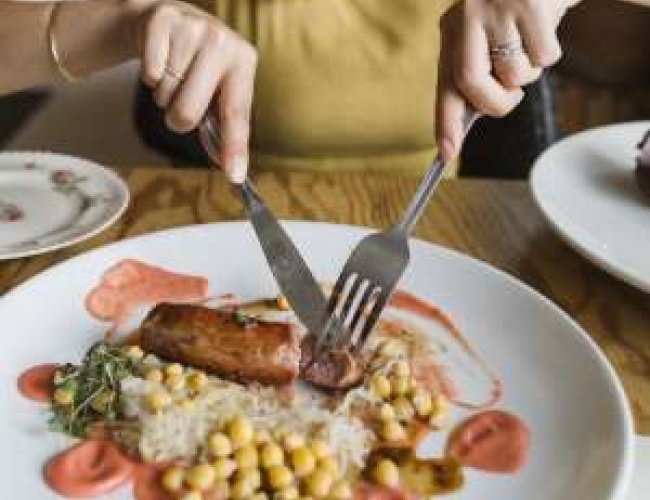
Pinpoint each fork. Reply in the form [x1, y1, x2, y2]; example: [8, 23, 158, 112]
[313, 109, 480, 358]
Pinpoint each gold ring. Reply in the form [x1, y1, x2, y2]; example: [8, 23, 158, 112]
[489, 42, 525, 61]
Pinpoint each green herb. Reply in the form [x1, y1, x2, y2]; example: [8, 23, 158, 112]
[233, 308, 248, 327]
[49, 342, 139, 437]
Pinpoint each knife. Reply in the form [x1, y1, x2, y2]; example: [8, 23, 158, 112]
[240, 182, 344, 341]
[198, 115, 344, 344]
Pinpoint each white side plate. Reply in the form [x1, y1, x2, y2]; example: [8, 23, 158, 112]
[0, 152, 129, 260]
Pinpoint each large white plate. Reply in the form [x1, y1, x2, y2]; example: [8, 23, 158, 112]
[0, 222, 633, 499]
[531, 122, 650, 293]
[0, 152, 129, 260]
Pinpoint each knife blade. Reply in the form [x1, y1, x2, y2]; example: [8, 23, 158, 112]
[240, 182, 343, 341]
[198, 114, 344, 349]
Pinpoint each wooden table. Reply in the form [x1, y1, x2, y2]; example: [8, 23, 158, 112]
[2, 167, 650, 435]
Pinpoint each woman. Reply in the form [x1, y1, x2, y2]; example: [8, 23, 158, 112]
[0, 0, 597, 181]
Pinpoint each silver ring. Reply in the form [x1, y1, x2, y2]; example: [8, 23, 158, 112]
[489, 41, 524, 61]
[164, 66, 184, 81]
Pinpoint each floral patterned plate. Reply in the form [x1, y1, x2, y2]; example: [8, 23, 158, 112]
[0, 152, 129, 260]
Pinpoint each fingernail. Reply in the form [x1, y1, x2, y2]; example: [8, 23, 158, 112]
[230, 155, 247, 184]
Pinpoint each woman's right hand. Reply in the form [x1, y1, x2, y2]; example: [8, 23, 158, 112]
[129, 0, 257, 183]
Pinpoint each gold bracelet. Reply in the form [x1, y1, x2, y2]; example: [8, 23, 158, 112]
[47, 3, 82, 84]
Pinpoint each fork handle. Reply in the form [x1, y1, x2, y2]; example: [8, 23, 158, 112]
[395, 109, 480, 235]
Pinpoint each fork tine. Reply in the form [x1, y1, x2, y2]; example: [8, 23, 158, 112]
[347, 283, 377, 336]
[352, 292, 390, 355]
[327, 269, 351, 313]
[339, 276, 363, 323]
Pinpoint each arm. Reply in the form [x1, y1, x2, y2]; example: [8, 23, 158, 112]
[0, 0, 141, 95]
[0, 0, 256, 182]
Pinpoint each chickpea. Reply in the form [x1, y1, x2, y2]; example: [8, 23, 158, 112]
[160, 465, 185, 492]
[185, 463, 216, 490]
[379, 339, 403, 357]
[208, 432, 232, 458]
[166, 373, 186, 392]
[290, 446, 315, 477]
[235, 468, 262, 490]
[143, 390, 172, 413]
[381, 419, 407, 442]
[392, 397, 415, 422]
[330, 480, 353, 500]
[261, 442, 285, 468]
[53, 387, 74, 406]
[379, 403, 395, 421]
[228, 415, 254, 449]
[369, 374, 391, 400]
[308, 439, 332, 460]
[144, 368, 163, 383]
[282, 432, 305, 452]
[165, 363, 184, 377]
[372, 459, 400, 488]
[276, 294, 291, 311]
[304, 469, 333, 498]
[274, 485, 299, 500]
[231, 477, 256, 500]
[392, 360, 410, 378]
[235, 444, 259, 469]
[430, 395, 451, 426]
[90, 390, 115, 413]
[391, 375, 411, 397]
[412, 389, 433, 418]
[267, 465, 294, 490]
[179, 398, 196, 412]
[124, 345, 144, 359]
[318, 456, 339, 476]
[187, 371, 208, 392]
[255, 428, 272, 445]
[212, 480, 230, 499]
[179, 491, 202, 500]
[212, 458, 236, 480]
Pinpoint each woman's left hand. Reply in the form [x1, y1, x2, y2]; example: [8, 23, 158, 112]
[435, 0, 580, 160]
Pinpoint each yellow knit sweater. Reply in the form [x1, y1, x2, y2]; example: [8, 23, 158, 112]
[193, 0, 455, 174]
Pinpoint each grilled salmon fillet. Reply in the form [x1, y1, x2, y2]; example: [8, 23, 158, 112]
[140, 303, 301, 385]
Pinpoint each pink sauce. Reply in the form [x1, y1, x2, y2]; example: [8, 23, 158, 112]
[85, 259, 208, 326]
[389, 290, 502, 409]
[446, 410, 530, 473]
[44, 440, 135, 498]
[17, 364, 59, 402]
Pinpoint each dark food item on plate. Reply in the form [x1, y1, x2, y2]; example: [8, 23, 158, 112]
[140, 303, 301, 385]
[636, 129, 650, 198]
[300, 335, 365, 390]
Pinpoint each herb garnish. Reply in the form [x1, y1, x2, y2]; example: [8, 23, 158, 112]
[233, 308, 256, 328]
[49, 342, 139, 437]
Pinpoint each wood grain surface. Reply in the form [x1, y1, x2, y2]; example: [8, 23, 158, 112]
[3, 167, 650, 434]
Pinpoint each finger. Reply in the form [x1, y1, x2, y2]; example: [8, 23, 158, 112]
[435, 29, 465, 162]
[488, 18, 542, 89]
[216, 49, 257, 184]
[517, 10, 562, 67]
[436, 85, 466, 162]
[454, 20, 523, 117]
[154, 15, 205, 109]
[140, 4, 176, 87]
[166, 29, 229, 133]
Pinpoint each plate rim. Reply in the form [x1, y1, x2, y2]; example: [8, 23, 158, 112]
[0, 220, 635, 499]
[0, 150, 129, 261]
[530, 121, 650, 294]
